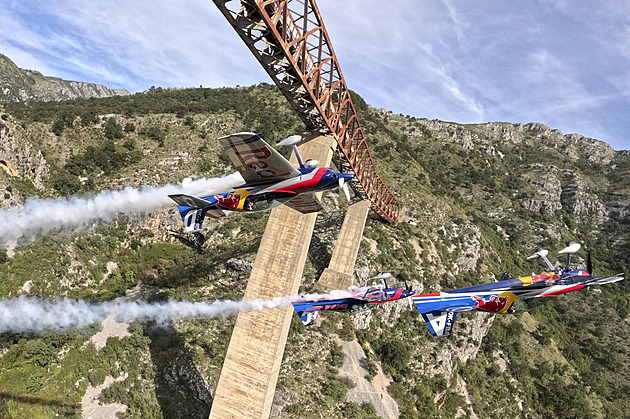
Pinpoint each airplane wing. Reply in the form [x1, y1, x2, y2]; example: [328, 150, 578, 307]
[218, 132, 299, 185]
[284, 192, 324, 214]
[585, 275, 624, 285]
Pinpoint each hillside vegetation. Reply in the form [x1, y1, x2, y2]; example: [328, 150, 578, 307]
[0, 84, 629, 418]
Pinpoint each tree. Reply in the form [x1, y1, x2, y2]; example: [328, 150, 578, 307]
[123, 122, 135, 133]
[104, 117, 123, 140]
[51, 118, 65, 136]
[50, 169, 81, 195]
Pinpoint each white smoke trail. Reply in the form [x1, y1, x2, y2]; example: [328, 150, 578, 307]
[0, 289, 360, 334]
[0, 173, 244, 244]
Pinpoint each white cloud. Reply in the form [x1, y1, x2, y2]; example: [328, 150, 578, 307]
[1, 0, 629, 149]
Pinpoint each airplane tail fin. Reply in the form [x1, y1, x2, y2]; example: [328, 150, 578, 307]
[168, 194, 225, 233]
[412, 295, 477, 338]
[291, 301, 318, 326]
[420, 311, 458, 338]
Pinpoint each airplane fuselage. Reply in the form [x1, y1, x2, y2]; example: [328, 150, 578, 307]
[412, 269, 624, 337]
[196, 167, 352, 213]
[292, 286, 415, 325]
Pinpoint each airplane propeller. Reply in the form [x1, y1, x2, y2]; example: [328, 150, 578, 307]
[339, 176, 351, 203]
[403, 279, 412, 293]
[587, 251, 593, 275]
[404, 280, 415, 310]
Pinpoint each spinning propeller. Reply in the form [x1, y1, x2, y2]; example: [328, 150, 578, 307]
[338, 176, 351, 203]
[278, 134, 353, 203]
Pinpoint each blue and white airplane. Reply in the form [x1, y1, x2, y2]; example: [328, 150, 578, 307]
[169, 132, 353, 232]
[412, 243, 624, 337]
[292, 273, 416, 325]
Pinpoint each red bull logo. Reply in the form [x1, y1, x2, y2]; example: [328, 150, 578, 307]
[216, 192, 243, 209]
[473, 293, 516, 313]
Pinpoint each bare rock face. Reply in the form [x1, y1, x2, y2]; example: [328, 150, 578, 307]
[0, 118, 49, 207]
[520, 171, 563, 214]
[416, 312, 495, 382]
[560, 173, 609, 217]
[565, 133, 616, 164]
[0, 53, 131, 104]
[606, 194, 630, 219]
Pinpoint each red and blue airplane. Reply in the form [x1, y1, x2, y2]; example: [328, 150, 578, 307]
[412, 243, 624, 337]
[292, 273, 416, 325]
[169, 132, 353, 232]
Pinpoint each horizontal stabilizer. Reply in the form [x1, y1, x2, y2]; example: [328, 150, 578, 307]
[205, 207, 227, 219]
[284, 192, 324, 214]
[169, 194, 212, 209]
[412, 295, 478, 314]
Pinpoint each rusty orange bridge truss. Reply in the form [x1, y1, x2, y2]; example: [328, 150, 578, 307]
[213, 0, 400, 222]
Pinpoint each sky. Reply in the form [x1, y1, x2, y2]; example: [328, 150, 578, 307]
[1, 0, 629, 150]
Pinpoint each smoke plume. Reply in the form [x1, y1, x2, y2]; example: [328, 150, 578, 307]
[0, 174, 244, 244]
[0, 289, 358, 334]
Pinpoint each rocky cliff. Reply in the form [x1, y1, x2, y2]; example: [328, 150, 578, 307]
[0, 53, 130, 104]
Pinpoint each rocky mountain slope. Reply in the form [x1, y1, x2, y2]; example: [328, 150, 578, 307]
[0, 84, 628, 418]
[0, 53, 130, 104]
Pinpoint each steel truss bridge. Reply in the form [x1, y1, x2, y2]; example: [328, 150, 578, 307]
[213, 0, 400, 222]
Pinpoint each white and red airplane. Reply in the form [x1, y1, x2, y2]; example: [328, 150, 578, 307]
[169, 132, 353, 232]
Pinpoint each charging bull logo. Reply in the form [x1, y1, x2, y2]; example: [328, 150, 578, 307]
[215, 192, 243, 210]
[215, 189, 252, 211]
[473, 292, 517, 313]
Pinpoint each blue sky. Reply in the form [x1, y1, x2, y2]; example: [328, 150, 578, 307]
[1, 0, 628, 150]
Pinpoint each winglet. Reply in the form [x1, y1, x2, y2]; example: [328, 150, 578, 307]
[277, 134, 304, 167]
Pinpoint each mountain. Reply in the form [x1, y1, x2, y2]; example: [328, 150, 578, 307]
[0, 53, 130, 104]
[0, 84, 628, 418]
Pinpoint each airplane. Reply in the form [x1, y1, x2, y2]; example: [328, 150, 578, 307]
[412, 242, 624, 338]
[168, 132, 354, 232]
[292, 273, 416, 326]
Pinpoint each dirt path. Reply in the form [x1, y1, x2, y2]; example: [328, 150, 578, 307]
[80, 287, 148, 416]
[337, 337, 399, 419]
[82, 315, 131, 351]
[81, 373, 128, 419]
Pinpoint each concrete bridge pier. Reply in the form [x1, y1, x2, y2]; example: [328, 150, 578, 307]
[318, 199, 371, 291]
[209, 135, 336, 419]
